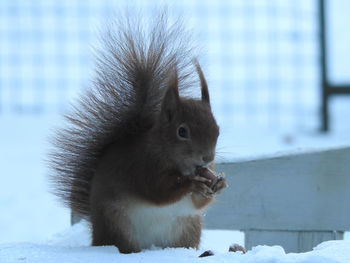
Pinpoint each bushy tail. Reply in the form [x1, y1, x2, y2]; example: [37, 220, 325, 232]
[49, 12, 197, 216]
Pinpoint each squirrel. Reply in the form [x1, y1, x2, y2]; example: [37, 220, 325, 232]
[49, 13, 227, 254]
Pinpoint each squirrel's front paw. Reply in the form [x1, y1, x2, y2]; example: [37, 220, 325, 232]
[190, 176, 214, 198]
[211, 173, 226, 194]
[194, 167, 227, 194]
[190, 169, 227, 197]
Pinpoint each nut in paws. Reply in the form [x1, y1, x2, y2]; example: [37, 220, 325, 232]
[211, 173, 226, 194]
[191, 179, 214, 198]
[192, 168, 227, 196]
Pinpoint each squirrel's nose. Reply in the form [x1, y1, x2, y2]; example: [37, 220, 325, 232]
[202, 152, 214, 164]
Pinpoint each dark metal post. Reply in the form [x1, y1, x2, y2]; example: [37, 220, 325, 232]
[319, 0, 350, 132]
[319, 0, 329, 132]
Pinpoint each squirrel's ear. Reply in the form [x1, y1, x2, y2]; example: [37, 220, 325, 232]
[194, 59, 210, 105]
[161, 68, 180, 122]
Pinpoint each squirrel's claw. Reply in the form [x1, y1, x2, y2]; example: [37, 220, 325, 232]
[190, 175, 212, 184]
[190, 171, 226, 198]
[211, 174, 227, 194]
[191, 180, 214, 198]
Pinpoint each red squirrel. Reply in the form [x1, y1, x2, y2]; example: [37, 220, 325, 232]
[49, 14, 226, 253]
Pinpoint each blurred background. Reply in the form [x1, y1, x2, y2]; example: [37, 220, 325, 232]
[0, 0, 349, 244]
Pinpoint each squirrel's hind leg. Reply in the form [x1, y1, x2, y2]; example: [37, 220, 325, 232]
[171, 215, 202, 249]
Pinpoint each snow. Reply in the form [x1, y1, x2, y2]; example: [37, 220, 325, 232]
[0, 115, 70, 244]
[1, 221, 350, 263]
[217, 124, 350, 163]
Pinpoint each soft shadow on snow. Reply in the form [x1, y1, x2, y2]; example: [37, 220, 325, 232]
[1, 221, 350, 263]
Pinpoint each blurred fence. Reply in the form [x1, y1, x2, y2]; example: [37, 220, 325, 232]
[0, 0, 319, 132]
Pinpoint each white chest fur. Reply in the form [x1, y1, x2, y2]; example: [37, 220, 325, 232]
[127, 194, 200, 249]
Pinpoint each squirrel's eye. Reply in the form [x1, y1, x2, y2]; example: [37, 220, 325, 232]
[177, 125, 190, 140]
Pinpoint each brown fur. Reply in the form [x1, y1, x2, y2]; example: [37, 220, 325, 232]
[191, 194, 213, 210]
[49, 13, 224, 253]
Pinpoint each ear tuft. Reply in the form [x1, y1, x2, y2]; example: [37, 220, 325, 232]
[193, 59, 210, 105]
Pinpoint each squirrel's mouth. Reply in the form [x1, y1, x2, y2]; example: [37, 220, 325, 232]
[180, 165, 197, 177]
[181, 163, 212, 177]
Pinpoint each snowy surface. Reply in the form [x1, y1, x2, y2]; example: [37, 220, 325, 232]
[1, 221, 350, 263]
[0, 114, 70, 244]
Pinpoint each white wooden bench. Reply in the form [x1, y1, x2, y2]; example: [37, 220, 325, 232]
[205, 146, 350, 252]
[71, 146, 350, 253]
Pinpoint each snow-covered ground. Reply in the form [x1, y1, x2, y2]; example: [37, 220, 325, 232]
[0, 115, 70, 244]
[1, 221, 350, 263]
